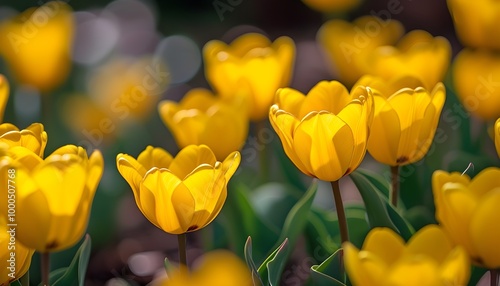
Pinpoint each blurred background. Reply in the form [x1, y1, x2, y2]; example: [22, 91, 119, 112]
[0, 0, 469, 285]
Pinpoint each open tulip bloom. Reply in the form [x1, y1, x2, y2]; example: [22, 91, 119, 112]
[116, 145, 240, 264]
[0, 123, 48, 157]
[343, 225, 470, 286]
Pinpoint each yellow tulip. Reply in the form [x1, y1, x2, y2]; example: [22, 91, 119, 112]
[301, 0, 362, 13]
[0, 216, 34, 285]
[0, 1, 73, 92]
[447, 0, 500, 49]
[158, 88, 248, 160]
[203, 33, 295, 121]
[317, 16, 404, 87]
[116, 145, 240, 234]
[433, 167, 500, 269]
[88, 56, 169, 121]
[0, 123, 47, 157]
[357, 76, 446, 166]
[343, 225, 470, 286]
[361, 30, 451, 91]
[269, 80, 373, 182]
[0, 74, 9, 122]
[154, 250, 253, 286]
[495, 118, 500, 157]
[0, 145, 103, 252]
[453, 49, 500, 121]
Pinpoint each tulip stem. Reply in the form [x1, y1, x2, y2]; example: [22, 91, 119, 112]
[177, 233, 187, 266]
[390, 166, 400, 207]
[491, 269, 498, 286]
[41, 252, 50, 286]
[331, 180, 348, 282]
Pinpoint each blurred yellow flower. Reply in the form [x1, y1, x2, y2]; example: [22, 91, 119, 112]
[361, 30, 451, 91]
[0, 123, 47, 157]
[269, 80, 373, 182]
[116, 145, 240, 234]
[158, 88, 248, 160]
[356, 76, 446, 166]
[453, 49, 500, 121]
[301, 0, 362, 13]
[343, 225, 470, 286]
[0, 145, 103, 252]
[433, 168, 500, 268]
[88, 56, 169, 121]
[447, 0, 500, 49]
[154, 250, 253, 286]
[0, 74, 9, 122]
[495, 118, 500, 157]
[317, 16, 404, 87]
[203, 33, 295, 121]
[0, 216, 34, 285]
[0, 1, 74, 92]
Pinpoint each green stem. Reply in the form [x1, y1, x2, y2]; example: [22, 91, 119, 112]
[491, 269, 498, 286]
[391, 166, 400, 207]
[330, 180, 348, 280]
[177, 233, 187, 266]
[41, 252, 50, 286]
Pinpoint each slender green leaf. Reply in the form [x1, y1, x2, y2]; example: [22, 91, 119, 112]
[310, 249, 346, 286]
[39, 234, 92, 286]
[244, 237, 264, 286]
[265, 239, 290, 286]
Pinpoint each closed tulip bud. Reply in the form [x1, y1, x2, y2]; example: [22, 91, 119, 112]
[0, 75, 8, 122]
[357, 76, 446, 166]
[343, 225, 470, 286]
[0, 145, 103, 252]
[116, 145, 240, 234]
[0, 123, 47, 157]
[203, 33, 295, 121]
[158, 88, 248, 160]
[269, 80, 373, 182]
[0, 217, 34, 285]
[433, 168, 500, 269]
[361, 30, 451, 91]
[453, 49, 500, 121]
[0, 1, 74, 92]
[317, 16, 404, 87]
[447, 0, 500, 50]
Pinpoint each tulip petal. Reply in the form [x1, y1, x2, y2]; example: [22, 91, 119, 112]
[343, 242, 385, 286]
[169, 145, 217, 179]
[275, 88, 305, 118]
[221, 151, 241, 181]
[367, 95, 401, 165]
[87, 150, 104, 196]
[468, 167, 500, 198]
[386, 256, 441, 286]
[269, 107, 312, 177]
[293, 112, 354, 181]
[0, 75, 8, 122]
[137, 146, 174, 170]
[362, 227, 405, 266]
[439, 183, 478, 258]
[7, 146, 43, 170]
[469, 189, 500, 268]
[142, 169, 195, 234]
[405, 225, 452, 264]
[495, 118, 500, 157]
[299, 81, 351, 117]
[439, 247, 470, 286]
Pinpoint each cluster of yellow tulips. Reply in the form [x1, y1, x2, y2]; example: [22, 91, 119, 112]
[0, 0, 499, 285]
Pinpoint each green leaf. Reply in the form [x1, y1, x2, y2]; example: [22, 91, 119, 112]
[258, 180, 318, 285]
[265, 239, 290, 286]
[350, 170, 415, 240]
[221, 181, 277, 261]
[244, 237, 264, 286]
[39, 234, 92, 286]
[164, 257, 175, 275]
[310, 249, 346, 286]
